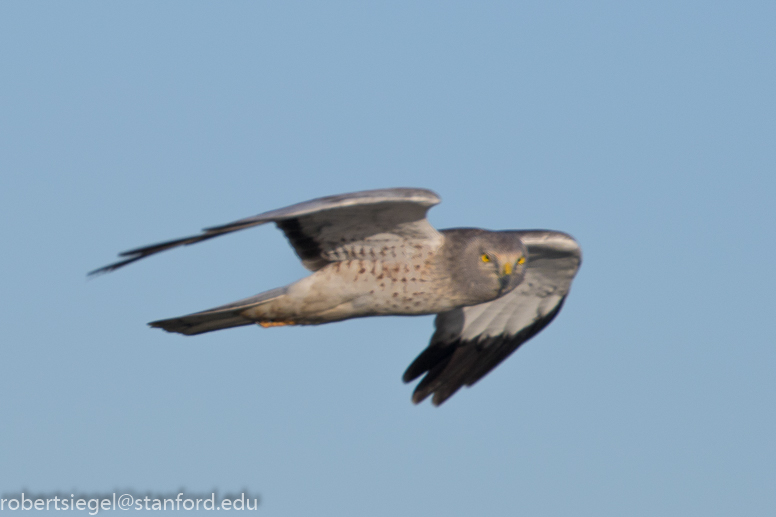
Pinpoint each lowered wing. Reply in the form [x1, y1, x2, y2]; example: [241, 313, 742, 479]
[404, 230, 582, 405]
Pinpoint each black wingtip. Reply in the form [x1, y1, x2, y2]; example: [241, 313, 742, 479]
[409, 386, 459, 406]
[431, 391, 457, 406]
[88, 231, 228, 278]
[87, 255, 145, 276]
[402, 342, 456, 384]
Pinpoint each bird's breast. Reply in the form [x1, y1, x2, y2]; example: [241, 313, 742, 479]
[314, 253, 455, 316]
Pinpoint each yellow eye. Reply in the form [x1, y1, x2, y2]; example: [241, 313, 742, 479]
[517, 256, 526, 265]
[481, 254, 491, 263]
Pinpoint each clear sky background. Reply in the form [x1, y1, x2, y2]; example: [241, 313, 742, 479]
[1, 2, 774, 516]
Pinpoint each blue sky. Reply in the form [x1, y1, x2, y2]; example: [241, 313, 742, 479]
[1, 2, 774, 516]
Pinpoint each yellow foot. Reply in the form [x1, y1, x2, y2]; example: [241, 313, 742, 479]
[258, 320, 295, 328]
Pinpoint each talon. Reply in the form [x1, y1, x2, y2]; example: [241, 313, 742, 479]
[258, 320, 295, 328]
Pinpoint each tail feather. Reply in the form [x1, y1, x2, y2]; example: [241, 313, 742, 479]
[149, 286, 287, 336]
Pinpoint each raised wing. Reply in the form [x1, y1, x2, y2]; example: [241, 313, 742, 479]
[403, 231, 582, 406]
[89, 188, 442, 275]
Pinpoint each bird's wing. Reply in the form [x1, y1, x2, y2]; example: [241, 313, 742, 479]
[403, 230, 582, 406]
[90, 188, 442, 274]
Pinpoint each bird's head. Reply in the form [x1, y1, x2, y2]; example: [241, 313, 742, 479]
[447, 230, 528, 304]
[476, 235, 528, 296]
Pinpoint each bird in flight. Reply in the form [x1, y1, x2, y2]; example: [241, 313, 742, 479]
[91, 188, 582, 405]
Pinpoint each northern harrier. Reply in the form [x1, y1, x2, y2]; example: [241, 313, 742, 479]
[92, 188, 582, 405]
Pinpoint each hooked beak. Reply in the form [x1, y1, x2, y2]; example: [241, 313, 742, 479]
[498, 264, 514, 294]
[498, 275, 510, 294]
[497, 260, 522, 295]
